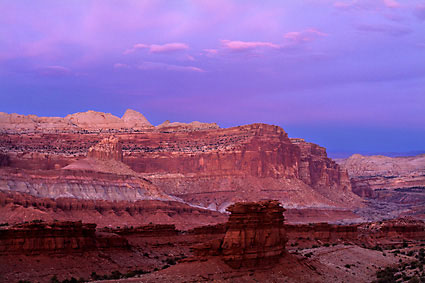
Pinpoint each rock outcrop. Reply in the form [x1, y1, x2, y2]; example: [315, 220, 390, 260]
[337, 154, 425, 194]
[194, 200, 287, 269]
[87, 136, 123, 161]
[156, 120, 220, 132]
[0, 221, 128, 255]
[0, 190, 227, 230]
[336, 154, 425, 218]
[0, 111, 360, 214]
[0, 109, 153, 133]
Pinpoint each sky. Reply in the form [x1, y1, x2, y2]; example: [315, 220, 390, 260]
[0, 0, 424, 156]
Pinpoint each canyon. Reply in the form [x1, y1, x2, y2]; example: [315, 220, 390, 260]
[1, 109, 424, 282]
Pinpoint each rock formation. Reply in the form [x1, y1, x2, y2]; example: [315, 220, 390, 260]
[194, 200, 287, 268]
[0, 221, 128, 255]
[87, 136, 123, 161]
[0, 109, 153, 133]
[0, 190, 227, 230]
[156, 120, 220, 132]
[0, 110, 361, 218]
[336, 154, 425, 219]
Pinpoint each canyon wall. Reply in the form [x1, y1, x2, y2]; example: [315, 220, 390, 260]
[0, 110, 360, 212]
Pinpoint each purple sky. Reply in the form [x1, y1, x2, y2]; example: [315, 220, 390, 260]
[1, 0, 424, 156]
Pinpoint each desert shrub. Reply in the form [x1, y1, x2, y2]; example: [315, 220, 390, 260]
[50, 276, 60, 283]
[375, 267, 398, 283]
[345, 264, 351, 269]
[165, 257, 177, 265]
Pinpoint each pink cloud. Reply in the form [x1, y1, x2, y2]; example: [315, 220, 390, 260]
[123, 44, 149, 54]
[124, 42, 189, 55]
[221, 40, 279, 51]
[284, 29, 328, 44]
[138, 61, 204, 72]
[149, 43, 189, 53]
[203, 49, 218, 57]
[382, 0, 400, 8]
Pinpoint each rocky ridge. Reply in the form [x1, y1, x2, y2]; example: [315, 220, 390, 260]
[0, 110, 361, 216]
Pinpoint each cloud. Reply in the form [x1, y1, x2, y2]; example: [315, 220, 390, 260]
[138, 61, 204, 72]
[124, 42, 189, 55]
[415, 4, 425, 21]
[382, 0, 399, 8]
[221, 40, 280, 52]
[113, 63, 130, 69]
[333, 0, 400, 10]
[149, 43, 189, 53]
[284, 29, 328, 43]
[203, 49, 218, 57]
[36, 65, 71, 76]
[356, 24, 410, 36]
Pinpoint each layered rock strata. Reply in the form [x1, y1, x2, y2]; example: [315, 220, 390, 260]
[0, 110, 360, 212]
[0, 221, 128, 255]
[0, 190, 227, 230]
[194, 200, 287, 269]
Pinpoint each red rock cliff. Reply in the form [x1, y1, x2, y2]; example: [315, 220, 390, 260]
[194, 200, 287, 269]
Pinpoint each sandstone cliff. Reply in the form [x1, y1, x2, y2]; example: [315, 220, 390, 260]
[0, 221, 128, 255]
[0, 111, 360, 213]
[336, 154, 425, 218]
[193, 200, 287, 268]
[0, 109, 153, 133]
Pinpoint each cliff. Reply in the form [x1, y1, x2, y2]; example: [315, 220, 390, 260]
[0, 221, 128, 255]
[0, 111, 360, 213]
[193, 200, 287, 268]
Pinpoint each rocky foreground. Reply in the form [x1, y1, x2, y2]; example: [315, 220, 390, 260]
[1, 200, 424, 282]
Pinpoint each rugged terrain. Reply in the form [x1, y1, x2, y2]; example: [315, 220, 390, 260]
[1, 201, 424, 283]
[337, 154, 425, 220]
[0, 109, 361, 224]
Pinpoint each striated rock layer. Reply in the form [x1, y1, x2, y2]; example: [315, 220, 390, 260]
[0, 221, 128, 255]
[194, 200, 287, 269]
[337, 154, 425, 219]
[0, 110, 360, 212]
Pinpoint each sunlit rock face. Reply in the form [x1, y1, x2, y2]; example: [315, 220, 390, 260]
[87, 136, 123, 162]
[0, 110, 360, 212]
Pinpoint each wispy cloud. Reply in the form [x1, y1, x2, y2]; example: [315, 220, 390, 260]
[124, 42, 189, 55]
[36, 65, 71, 76]
[150, 43, 189, 53]
[221, 40, 280, 52]
[382, 0, 400, 8]
[284, 29, 328, 44]
[138, 61, 204, 72]
[334, 0, 400, 10]
[356, 24, 410, 36]
[113, 63, 130, 69]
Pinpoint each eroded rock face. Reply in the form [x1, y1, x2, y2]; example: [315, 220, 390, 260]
[0, 111, 359, 211]
[336, 154, 425, 217]
[0, 190, 227, 230]
[194, 200, 287, 269]
[87, 136, 123, 161]
[0, 221, 128, 255]
[0, 109, 153, 133]
[221, 200, 287, 268]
